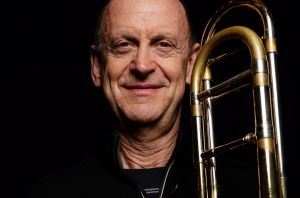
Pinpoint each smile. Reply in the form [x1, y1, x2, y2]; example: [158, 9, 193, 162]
[123, 83, 164, 96]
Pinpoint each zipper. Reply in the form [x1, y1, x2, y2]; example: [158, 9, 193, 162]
[158, 160, 174, 198]
[112, 133, 147, 198]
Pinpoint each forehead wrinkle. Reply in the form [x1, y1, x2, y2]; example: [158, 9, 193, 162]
[103, 0, 190, 48]
[107, 0, 188, 28]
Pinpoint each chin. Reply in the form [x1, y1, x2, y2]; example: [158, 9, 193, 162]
[131, 114, 159, 123]
[124, 110, 161, 124]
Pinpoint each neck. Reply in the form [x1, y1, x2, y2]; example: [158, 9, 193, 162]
[119, 123, 180, 169]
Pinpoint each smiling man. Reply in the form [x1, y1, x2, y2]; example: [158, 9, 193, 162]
[27, 0, 201, 197]
[90, 0, 200, 171]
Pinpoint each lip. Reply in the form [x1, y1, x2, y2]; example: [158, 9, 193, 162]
[123, 83, 164, 95]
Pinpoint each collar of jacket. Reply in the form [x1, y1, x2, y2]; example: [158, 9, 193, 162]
[100, 117, 197, 197]
[101, 117, 192, 167]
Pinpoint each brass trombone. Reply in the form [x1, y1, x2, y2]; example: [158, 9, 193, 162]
[190, 0, 287, 197]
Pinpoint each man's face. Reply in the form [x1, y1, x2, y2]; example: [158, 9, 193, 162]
[93, 0, 195, 126]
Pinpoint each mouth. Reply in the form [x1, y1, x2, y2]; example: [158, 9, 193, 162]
[123, 83, 164, 96]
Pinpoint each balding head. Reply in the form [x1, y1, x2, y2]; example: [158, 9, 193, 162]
[93, 0, 195, 63]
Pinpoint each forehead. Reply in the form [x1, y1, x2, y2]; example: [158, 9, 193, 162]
[107, 0, 185, 17]
[104, 0, 189, 36]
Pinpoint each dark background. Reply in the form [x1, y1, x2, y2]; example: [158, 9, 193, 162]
[3, 0, 297, 197]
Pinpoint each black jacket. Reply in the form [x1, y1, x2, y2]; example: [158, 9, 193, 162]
[26, 120, 258, 198]
[26, 127, 199, 198]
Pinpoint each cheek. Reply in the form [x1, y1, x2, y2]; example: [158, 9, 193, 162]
[164, 59, 188, 83]
[162, 63, 187, 103]
[104, 58, 128, 82]
[100, 63, 119, 101]
[101, 59, 130, 103]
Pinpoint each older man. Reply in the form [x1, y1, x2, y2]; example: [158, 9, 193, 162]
[27, 0, 200, 197]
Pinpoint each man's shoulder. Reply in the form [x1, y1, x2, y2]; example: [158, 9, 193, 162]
[26, 155, 111, 198]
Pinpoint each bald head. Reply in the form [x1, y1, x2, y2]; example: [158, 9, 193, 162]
[93, 0, 194, 58]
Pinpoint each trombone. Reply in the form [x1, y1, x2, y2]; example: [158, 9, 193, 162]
[190, 0, 287, 197]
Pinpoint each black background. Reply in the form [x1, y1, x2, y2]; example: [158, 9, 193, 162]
[3, 0, 297, 197]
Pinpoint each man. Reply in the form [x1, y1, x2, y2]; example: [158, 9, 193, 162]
[90, 0, 200, 169]
[27, 0, 201, 197]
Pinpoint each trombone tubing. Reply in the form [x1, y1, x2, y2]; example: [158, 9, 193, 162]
[191, 25, 280, 197]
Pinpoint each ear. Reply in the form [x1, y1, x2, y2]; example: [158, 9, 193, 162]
[90, 45, 102, 87]
[185, 43, 201, 84]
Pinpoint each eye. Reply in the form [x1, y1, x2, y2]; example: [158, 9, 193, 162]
[155, 41, 174, 53]
[159, 41, 171, 48]
[114, 41, 134, 54]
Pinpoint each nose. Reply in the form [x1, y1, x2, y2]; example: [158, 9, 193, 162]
[130, 45, 156, 77]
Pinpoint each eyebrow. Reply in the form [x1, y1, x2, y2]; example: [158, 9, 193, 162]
[107, 29, 181, 46]
[149, 34, 177, 45]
